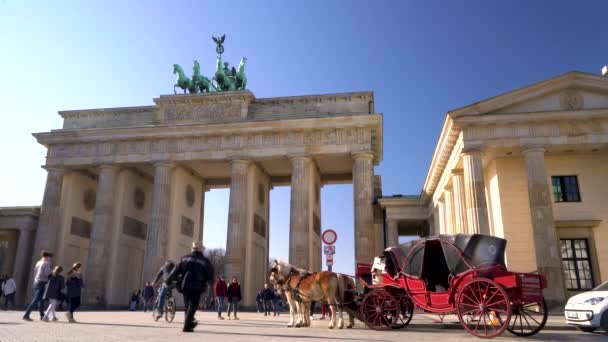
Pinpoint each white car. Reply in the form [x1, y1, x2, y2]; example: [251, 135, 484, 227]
[564, 281, 608, 333]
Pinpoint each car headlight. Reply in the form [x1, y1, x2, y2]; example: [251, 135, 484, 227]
[583, 297, 606, 305]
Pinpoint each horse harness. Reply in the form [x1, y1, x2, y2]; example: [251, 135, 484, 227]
[283, 269, 315, 302]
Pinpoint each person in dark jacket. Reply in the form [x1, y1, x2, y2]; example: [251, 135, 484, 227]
[153, 260, 175, 320]
[226, 276, 242, 320]
[260, 283, 273, 316]
[142, 282, 154, 312]
[166, 241, 213, 332]
[256, 290, 263, 312]
[42, 266, 64, 322]
[129, 290, 140, 311]
[65, 263, 83, 323]
[213, 275, 227, 319]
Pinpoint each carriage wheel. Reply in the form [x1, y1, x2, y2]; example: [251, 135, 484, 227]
[456, 278, 511, 339]
[391, 293, 414, 329]
[360, 290, 398, 330]
[506, 299, 547, 336]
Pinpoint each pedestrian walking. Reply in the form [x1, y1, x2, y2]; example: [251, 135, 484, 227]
[226, 276, 241, 320]
[65, 263, 83, 323]
[261, 283, 273, 316]
[42, 266, 65, 322]
[153, 260, 175, 321]
[271, 288, 280, 316]
[2, 274, 16, 310]
[166, 241, 213, 332]
[256, 290, 263, 313]
[213, 275, 227, 320]
[142, 282, 154, 312]
[23, 250, 53, 321]
[129, 290, 140, 311]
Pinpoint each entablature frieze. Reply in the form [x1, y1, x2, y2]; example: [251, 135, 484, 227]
[43, 126, 380, 166]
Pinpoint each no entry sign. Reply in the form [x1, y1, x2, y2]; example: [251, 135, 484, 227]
[322, 229, 337, 245]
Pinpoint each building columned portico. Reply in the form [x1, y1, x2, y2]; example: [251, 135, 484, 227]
[16, 90, 383, 307]
[378, 71, 608, 306]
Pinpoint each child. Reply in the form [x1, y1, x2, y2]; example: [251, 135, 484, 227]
[42, 266, 65, 322]
[66, 263, 83, 323]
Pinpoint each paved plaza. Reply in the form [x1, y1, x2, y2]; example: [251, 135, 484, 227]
[0, 310, 605, 342]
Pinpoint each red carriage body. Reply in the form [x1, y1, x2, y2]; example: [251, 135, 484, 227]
[351, 234, 549, 339]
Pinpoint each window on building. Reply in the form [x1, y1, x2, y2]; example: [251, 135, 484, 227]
[560, 239, 594, 290]
[551, 176, 581, 202]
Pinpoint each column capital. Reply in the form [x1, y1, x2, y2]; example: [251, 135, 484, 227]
[288, 154, 312, 162]
[461, 148, 483, 157]
[230, 159, 251, 166]
[41, 165, 66, 174]
[444, 184, 453, 191]
[152, 161, 176, 169]
[98, 164, 121, 172]
[451, 168, 464, 176]
[351, 151, 374, 160]
[522, 147, 546, 156]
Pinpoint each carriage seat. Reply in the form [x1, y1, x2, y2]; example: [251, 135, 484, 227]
[421, 240, 451, 292]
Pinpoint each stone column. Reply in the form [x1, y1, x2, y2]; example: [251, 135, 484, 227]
[437, 199, 446, 234]
[31, 167, 65, 257]
[84, 165, 119, 306]
[523, 148, 566, 306]
[444, 186, 455, 234]
[143, 162, 174, 283]
[386, 220, 399, 248]
[199, 186, 208, 243]
[13, 227, 34, 305]
[352, 152, 375, 264]
[462, 150, 490, 235]
[224, 160, 251, 282]
[289, 156, 312, 269]
[452, 169, 468, 234]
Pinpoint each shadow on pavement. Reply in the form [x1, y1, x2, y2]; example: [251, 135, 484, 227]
[198, 330, 392, 341]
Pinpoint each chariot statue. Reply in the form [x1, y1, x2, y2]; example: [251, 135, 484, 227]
[173, 34, 247, 94]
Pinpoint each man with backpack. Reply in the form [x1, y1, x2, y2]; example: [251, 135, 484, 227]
[166, 241, 213, 332]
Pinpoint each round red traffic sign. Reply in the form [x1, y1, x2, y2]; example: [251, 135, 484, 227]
[322, 229, 337, 245]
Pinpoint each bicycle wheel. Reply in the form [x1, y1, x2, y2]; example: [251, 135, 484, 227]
[165, 297, 176, 323]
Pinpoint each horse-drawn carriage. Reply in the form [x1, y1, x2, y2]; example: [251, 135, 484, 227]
[343, 234, 549, 339]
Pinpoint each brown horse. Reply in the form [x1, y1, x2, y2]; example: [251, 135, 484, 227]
[269, 260, 345, 329]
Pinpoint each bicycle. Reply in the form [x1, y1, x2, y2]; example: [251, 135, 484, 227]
[152, 286, 176, 323]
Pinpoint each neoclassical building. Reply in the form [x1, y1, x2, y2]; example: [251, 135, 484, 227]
[1, 69, 607, 307]
[380, 70, 608, 306]
[1, 91, 383, 307]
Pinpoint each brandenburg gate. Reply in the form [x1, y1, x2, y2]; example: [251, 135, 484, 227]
[31, 89, 383, 306]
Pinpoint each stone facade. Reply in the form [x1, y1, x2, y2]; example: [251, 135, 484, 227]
[12, 90, 382, 307]
[380, 71, 608, 306]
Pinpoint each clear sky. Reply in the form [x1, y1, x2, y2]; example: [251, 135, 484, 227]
[1, 1, 607, 275]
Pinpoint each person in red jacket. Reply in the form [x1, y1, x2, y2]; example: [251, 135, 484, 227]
[213, 276, 228, 320]
[226, 277, 242, 320]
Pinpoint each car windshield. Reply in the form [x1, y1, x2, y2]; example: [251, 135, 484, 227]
[593, 281, 608, 291]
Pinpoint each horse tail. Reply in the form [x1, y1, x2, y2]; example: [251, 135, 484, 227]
[337, 273, 345, 307]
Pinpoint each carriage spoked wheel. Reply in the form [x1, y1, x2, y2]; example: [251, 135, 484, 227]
[360, 290, 399, 330]
[506, 299, 548, 337]
[165, 296, 176, 323]
[456, 278, 511, 339]
[391, 293, 414, 329]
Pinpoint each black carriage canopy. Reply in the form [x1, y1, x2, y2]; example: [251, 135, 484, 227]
[381, 234, 506, 287]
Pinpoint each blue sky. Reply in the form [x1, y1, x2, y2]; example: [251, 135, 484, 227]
[1, 1, 607, 274]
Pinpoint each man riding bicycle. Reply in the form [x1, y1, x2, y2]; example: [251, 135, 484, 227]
[153, 260, 175, 321]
